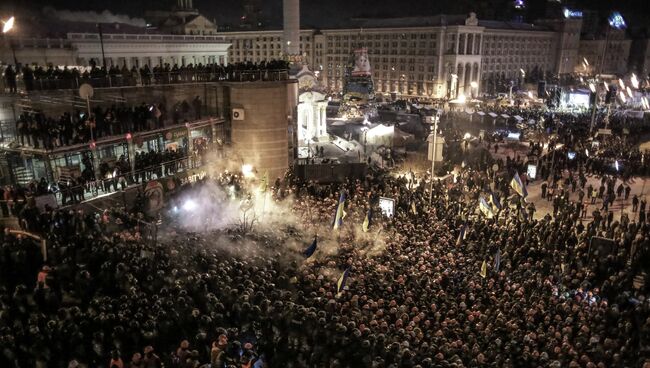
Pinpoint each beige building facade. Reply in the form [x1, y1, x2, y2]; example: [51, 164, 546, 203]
[220, 13, 585, 98]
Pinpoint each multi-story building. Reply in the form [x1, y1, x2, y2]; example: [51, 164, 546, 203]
[0, 22, 230, 69]
[578, 29, 632, 76]
[220, 12, 585, 98]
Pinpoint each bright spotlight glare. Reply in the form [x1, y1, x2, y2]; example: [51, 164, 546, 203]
[183, 199, 197, 211]
[241, 164, 254, 178]
[2, 16, 14, 33]
[463, 132, 471, 140]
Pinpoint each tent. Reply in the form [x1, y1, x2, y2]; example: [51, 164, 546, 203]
[514, 115, 524, 121]
[488, 112, 498, 118]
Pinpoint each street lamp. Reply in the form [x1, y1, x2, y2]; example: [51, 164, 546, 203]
[1, 16, 18, 67]
[2, 16, 14, 33]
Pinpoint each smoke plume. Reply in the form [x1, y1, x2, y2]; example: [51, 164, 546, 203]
[42, 6, 147, 27]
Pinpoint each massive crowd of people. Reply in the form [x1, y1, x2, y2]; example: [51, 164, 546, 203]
[3, 60, 290, 93]
[14, 98, 202, 149]
[2, 131, 650, 368]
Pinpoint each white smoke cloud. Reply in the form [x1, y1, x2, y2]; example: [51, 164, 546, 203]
[43, 6, 147, 27]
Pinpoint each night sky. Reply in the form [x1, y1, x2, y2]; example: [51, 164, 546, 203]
[2, 0, 650, 30]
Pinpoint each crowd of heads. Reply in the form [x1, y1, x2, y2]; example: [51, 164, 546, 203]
[1, 135, 650, 368]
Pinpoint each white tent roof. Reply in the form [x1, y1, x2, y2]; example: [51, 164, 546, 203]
[514, 115, 524, 121]
[488, 112, 498, 117]
[476, 111, 486, 116]
[500, 114, 510, 118]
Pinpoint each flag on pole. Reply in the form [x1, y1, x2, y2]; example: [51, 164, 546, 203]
[479, 196, 495, 219]
[332, 192, 347, 230]
[490, 191, 502, 211]
[480, 260, 487, 278]
[410, 201, 418, 215]
[336, 268, 350, 294]
[510, 172, 528, 198]
[304, 236, 318, 258]
[362, 209, 372, 232]
[456, 224, 467, 246]
[260, 171, 269, 193]
[494, 248, 501, 272]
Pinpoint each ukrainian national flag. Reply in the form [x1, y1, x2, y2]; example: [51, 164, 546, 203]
[494, 248, 501, 272]
[260, 171, 269, 193]
[479, 196, 495, 219]
[510, 172, 528, 198]
[480, 260, 487, 278]
[304, 236, 318, 258]
[490, 191, 502, 211]
[332, 192, 347, 230]
[362, 209, 372, 233]
[337, 268, 350, 294]
[456, 224, 467, 246]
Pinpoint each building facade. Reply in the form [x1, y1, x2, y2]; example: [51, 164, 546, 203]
[0, 31, 230, 69]
[220, 13, 585, 98]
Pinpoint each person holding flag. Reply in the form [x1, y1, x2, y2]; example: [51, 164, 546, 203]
[494, 248, 501, 273]
[479, 196, 494, 219]
[304, 235, 318, 258]
[362, 209, 372, 233]
[336, 268, 350, 296]
[259, 171, 269, 193]
[510, 172, 528, 198]
[456, 224, 467, 246]
[332, 191, 347, 230]
[480, 259, 487, 278]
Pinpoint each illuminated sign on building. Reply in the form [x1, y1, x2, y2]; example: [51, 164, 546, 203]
[514, 0, 525, 9]
[562, 8, 583, 19]
[608, 12, 627, 30]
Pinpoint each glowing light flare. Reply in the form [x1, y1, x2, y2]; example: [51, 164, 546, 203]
[589, 83, 596, 93]
[463, 132, 472, 140]
[631, 74, 639, 89]
[614, 160, 620, 171]
[457, 94, 466, 104]
[618, 79, 625, 89]
[183, 199, 197, 211]
[528, 91, 533, 99]
[603, 82, 609, 92]
[626, 86, 633, 98]
[2, 16, 14, 33]
[619, 91, 627, 103]
[470, 81, 478, 89]
[583, 57, 589, 66]
[241, 164, 255, 178]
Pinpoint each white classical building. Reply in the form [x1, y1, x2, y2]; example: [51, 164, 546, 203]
[0, 25, 230, 69]
[69, 33, 230, 68]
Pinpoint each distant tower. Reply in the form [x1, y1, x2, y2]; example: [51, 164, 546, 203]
[283, 0, 300, 56]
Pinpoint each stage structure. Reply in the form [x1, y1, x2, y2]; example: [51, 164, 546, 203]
[339, 47, 377, 119]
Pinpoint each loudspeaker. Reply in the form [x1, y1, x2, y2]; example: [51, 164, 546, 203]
[232, 108, 245, 121]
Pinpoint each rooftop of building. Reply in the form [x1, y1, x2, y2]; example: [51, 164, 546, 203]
[218, 13, 557, 33]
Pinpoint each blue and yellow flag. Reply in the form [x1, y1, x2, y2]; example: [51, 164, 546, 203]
[332, 192, 347, 230]
[337, 268, 350, 294]
[479, 196, 494, 219]
[494, 248, 501, 273]
[260, 171, 269, 193]
[480, 260, 487, 278]
[304, 236, 318, 258]
[510, 172, 528, 198]
[490, 191, 502, 211]
[362, 209, 372, 233]
[456, 224, 467, 246]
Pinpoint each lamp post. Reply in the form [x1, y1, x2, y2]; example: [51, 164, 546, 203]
[428, 115, 439, 205]
[1, 16, 17, 67]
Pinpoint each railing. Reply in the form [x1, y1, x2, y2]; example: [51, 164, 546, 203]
[1, 70, 290, 94]
[0, 153, 214, 218]
[67, 33, 228, 42]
